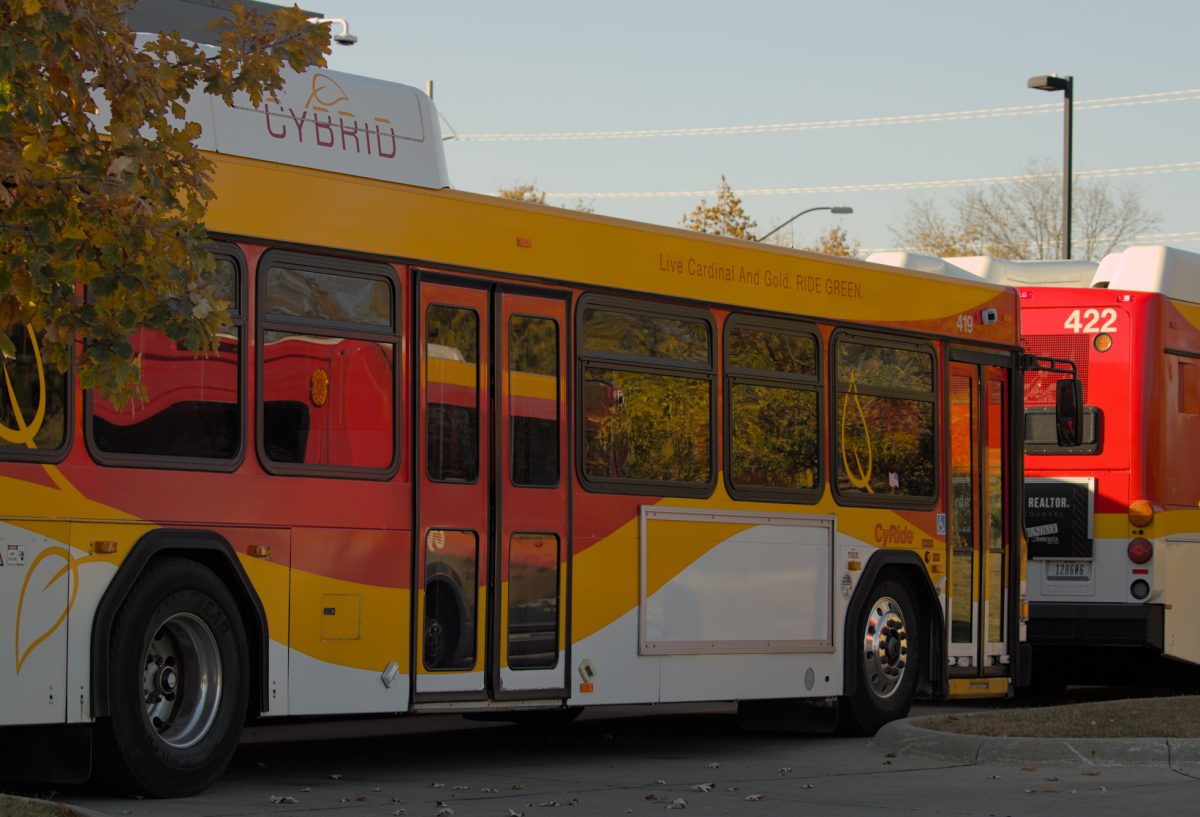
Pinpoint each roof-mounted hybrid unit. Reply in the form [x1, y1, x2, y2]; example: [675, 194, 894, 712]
[92, 35, 450, 190]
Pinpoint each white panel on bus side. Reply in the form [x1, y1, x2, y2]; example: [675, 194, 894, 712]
[0, 520, 71, 725]
[287, 648, 410, 716]
[568, 607, 661, 707]
[639, 507, 835, 655]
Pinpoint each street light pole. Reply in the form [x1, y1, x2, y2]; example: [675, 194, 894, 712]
[1027, 74, 1073, 259]
[756, 205, 853, 243]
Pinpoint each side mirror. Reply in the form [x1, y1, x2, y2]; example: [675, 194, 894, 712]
[1055, 378, 1083, 447]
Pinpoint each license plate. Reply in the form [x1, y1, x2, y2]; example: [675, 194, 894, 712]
[1046, 560, 1091, 580]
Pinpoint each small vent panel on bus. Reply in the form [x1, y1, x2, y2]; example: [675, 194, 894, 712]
[1021, 334, 1091, 405]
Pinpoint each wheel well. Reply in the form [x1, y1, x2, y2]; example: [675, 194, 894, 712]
[843, 555, 944, 701]
[91, 530, 269, 721]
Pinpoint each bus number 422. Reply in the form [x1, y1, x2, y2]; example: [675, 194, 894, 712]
[1064, 308, 1118, 334]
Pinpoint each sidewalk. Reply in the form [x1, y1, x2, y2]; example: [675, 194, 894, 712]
[0, 793, 108, 817]
[872, 715, 1200, 766]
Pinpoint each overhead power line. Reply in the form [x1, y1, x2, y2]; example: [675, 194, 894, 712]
[542, 160, 1200, 200]
[863, 230, 1200, 255]
[454, 88, 1200, 143]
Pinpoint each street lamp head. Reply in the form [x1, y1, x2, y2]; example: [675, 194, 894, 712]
[754, 204, 855, 242]
[1027, 74, 1071, 92]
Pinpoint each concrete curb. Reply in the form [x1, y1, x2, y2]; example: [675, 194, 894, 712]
[0, 793, 111, 817]
[871, 716, 1200, 767]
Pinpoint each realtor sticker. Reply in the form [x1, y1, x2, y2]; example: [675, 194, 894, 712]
[4, 544, 26, 566]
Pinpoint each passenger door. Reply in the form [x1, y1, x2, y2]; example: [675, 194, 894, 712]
[414, 277, 569, 701]
[947, 353, 1013, 684]
[493, 290, 569, 699]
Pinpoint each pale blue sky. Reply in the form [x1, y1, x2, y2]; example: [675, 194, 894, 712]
[321, 0, 1198, 257]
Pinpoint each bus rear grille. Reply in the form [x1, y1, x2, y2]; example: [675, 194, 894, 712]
[1021, 333, 1091, 405]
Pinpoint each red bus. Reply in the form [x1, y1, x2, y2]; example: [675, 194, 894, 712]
[873, 246, 1200, 689]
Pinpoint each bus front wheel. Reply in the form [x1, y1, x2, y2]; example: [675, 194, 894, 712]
[841, 579, 920, 735]
[99, 558, 249, 797]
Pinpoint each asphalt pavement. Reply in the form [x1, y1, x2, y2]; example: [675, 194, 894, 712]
[6, 698, 1200, 817]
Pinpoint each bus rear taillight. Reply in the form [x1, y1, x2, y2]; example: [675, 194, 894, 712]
[1128, 499, 1154, 528]
[1128, 538, 1153, 564]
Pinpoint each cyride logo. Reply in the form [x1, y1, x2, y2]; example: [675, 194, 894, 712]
[874, 523, 915, 547]
[261, 72, 403, 159]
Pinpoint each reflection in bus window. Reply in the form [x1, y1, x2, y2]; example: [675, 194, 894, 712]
[424, 529, 478, 671]
[266, 265, 391, 327]
[95, 328, 239, 458]
[508, 533, 560, 669]
[950, 374, 975, 645]
[427, 305, 479, 482]
[986, 379, 1005, 644]
[509, 316, 559, 487]
[0, 326, 68, 454]
[838, 342, 933, 392]
[728, 326, 816, 376]
[726, 321, 819, 494]
[581, 307, 709, 363]
[93, 257, 239, 460]
[261, 332, 393, 468]
[583, 368, 710, 483]
[730, 385, 817, 489]
[834, 339, 935, 499]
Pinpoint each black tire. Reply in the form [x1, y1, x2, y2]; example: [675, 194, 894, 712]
[98, 558, 249, 797]
[840, 579, 920, 735]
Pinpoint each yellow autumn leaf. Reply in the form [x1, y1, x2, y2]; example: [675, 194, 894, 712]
[23, 0, 41, 15]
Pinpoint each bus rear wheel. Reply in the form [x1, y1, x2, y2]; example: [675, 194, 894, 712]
[841, 579, 920, 735]
[99, 558, 249, 798]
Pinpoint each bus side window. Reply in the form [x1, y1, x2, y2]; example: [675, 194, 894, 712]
[577, 297, 715, 493]
[258, 253, 398, 475]
[724, 317, 821, 501]
[90, 254, 241, 463]
[0, 324, 69, 458]
[832, 334, 936, 503]
[425, 304, 479, 483]
[509, 315, 559, 487]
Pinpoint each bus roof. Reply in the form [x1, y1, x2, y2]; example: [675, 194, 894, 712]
[1093, 245, 1200, 303]
[869, 245, 1200, 305]
[867, 252, 1098, 287]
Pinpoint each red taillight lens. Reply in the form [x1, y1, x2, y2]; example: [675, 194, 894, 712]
[1128, 538, 1153, 564]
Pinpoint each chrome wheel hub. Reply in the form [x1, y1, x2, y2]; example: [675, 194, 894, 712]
[862, 596, 908, 699]
[141, 612, 223, 749]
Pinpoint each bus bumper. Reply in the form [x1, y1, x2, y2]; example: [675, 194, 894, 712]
[1027, 602, 1164, 651]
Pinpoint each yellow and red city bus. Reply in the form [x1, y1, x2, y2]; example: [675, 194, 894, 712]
[1, 65, 1031, 796]
[873, 247, 1200, 690]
